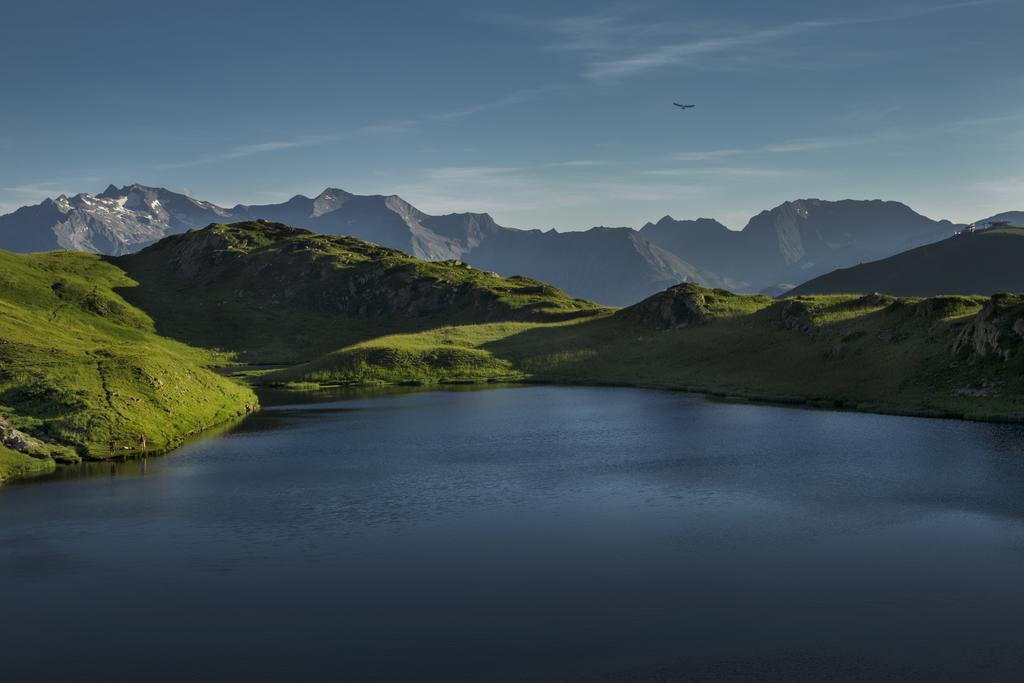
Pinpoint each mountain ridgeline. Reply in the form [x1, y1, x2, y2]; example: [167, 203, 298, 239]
[639, 199, 959, 292]
[0, 184, 981, 305]
[1, 185, 714, 306]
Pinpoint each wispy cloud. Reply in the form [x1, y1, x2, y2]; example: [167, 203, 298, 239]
[973, 175, 1024, 204]
[673, 136, 865, 162]
[543, 159, 614, 168]
[583, 19, 846, 80]
[0, 176, 107, 215]
[392, 162, 717, 228]
[1, 177, 103, 201]
[940, 112, 1024, 132]
[524, 1, 1005, 80]
[151, 81, 568, 169]
[422, 166, 524, 182]
[432, 84, 570, 122]
[644, 166, 807, 179]
[153, 120, 420, 169]
[2, 181, 72, 196]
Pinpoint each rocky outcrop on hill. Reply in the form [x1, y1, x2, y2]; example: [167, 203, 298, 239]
[615, 283, 715, 330]
[953, 294, 1024, 361]
[1, 417, 80, 465]
[773, 299, 816, 335]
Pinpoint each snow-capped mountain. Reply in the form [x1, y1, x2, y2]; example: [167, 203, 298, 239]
[0, 184, 230, 254]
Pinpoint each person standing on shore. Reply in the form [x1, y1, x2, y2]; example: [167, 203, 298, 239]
[139, 433, 147, 451]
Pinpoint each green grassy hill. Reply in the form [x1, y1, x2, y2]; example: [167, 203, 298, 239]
[270, 284, 1024, 422]
[4, 220, 1024, 484]
[0, 249, 256, 482]
[789, 227, 1024, 297]
[114, 221, 604, 363]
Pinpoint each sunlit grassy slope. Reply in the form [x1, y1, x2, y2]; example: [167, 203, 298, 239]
[0, 443, 56, 482]
[271, 285, 1024, 421]
[0, 249, 256, 480]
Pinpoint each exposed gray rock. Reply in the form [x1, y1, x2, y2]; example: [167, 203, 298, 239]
[913, 296, 969, 320]
[954, 380, 1001, 397]
[774, 299, 816, 335]
[953, 295, 1024, 361]
[615, 283, 714, 330]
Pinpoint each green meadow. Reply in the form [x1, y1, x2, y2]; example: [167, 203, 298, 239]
[0, 249, 256, 482]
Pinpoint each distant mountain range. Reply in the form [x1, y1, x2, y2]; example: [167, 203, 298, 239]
[0, 185, 722, 305]
[1, 183, 1009, 305]
[640, 199, 963, 293]
[789, 225, 1024, 297]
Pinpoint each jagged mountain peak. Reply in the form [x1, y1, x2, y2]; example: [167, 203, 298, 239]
[98, 183, 158, 198]
[311, 188, 354, 217]
[648, 215, 729, 229]
[316, 187, 353, 199]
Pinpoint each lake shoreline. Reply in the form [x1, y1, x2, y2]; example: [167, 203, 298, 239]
[269, 375, 1024, 424]
[6, 372, 1021, 488]
[0, 407, 258, 487]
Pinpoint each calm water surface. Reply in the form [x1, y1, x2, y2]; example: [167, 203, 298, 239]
[4, 386, 1024, 681]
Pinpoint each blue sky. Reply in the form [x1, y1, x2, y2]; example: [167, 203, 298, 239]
[1, 0, 1021, 228]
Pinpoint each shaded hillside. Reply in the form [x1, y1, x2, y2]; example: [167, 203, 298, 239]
[114, 221, 605, 363]
[789, 227, 1024, 297]
[271, 283, 1024, 422]
[638, 217, 744, 283]
[641, 199, 958, 290]
[0, 249, 256, 481]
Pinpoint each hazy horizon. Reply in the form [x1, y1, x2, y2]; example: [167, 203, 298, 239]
[2, 0, 1021, 229]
